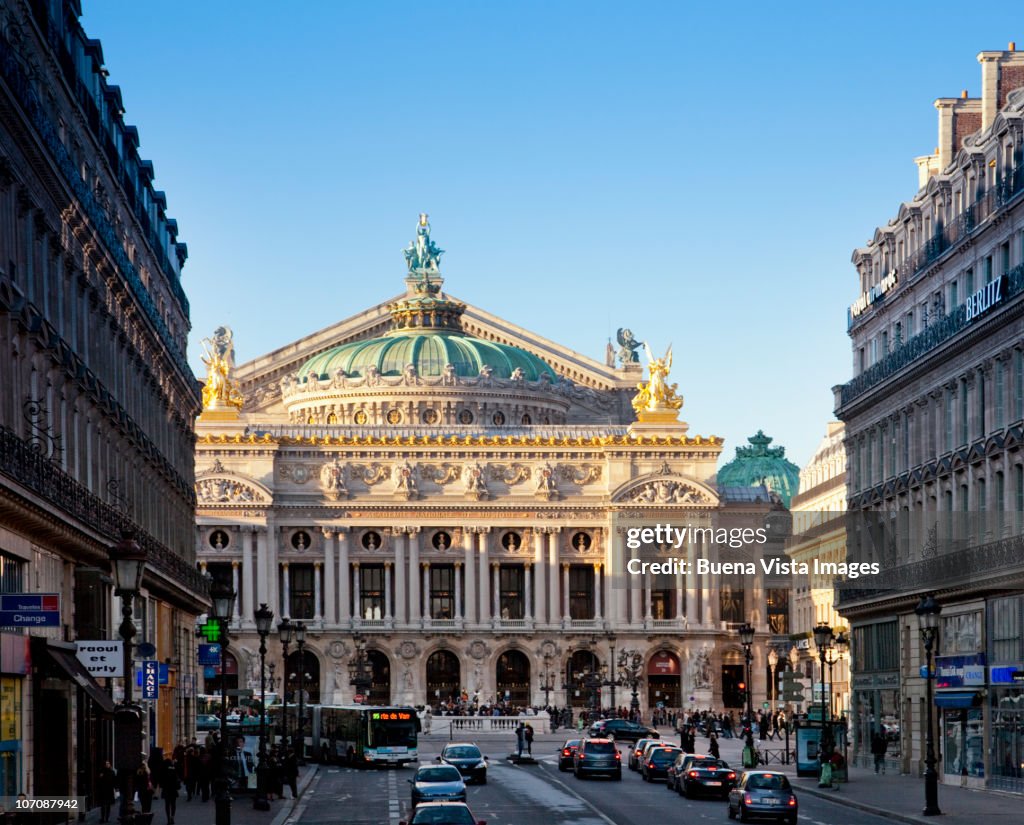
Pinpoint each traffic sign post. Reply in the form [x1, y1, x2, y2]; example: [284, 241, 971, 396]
[780, 670, 807, 704]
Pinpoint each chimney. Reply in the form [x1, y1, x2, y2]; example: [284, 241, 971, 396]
[979, 50, 1001, 129]
[934, 96, 981, 172]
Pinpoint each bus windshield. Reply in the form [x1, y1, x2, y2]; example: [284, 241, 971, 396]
[370, 720, 417, 748]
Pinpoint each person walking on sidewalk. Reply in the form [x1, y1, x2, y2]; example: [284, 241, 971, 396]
[160, 758, 180, 825]
[708, 734, 720, 760]
[97, 760, 116, 824]
[515, 722, 526, 758]
[871, 731, 888, 774]
[282, 748, 299, 799]
[524, 723, 534, 755]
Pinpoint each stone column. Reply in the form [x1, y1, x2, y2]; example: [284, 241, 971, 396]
[675, 568, 684, 623]
[338, 529, 350, 625]
[644, 571, 653, 622]
[352, 562, 361, 622]
[463, 530, 477, 624]
[453, 563, 461, 622]
[282, 562, 291, 619]
[322, 529, 336, 625]
[628, 545, 639, 624]
[408, 528, 421, 623]
[241, 528, 254, 624]
[702, 536, 715, 626]
[686, 538, 699, 626]
[231, 561, 241, 622]
[533, 531, 546, 624]
[524, 563, 533, 622]
[547, 529, 560, 624]
[561, 563, 571, 624]
[752, 551, 765, 630]
[492, 563, 501, 621]
[267, 520, 279, 617]
[423, 563, 431, 621]
[612, 528, 627, 625]
[478, 529, 491, 624]
[310, 562, 320, 622]
[594, 564, 602, 621]
[393, 529, 407, 624]
[384, 563, 393, 621]
[256, 527, 268, 608]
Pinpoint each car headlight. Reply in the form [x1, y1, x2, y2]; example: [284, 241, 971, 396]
[476, 761, 486, 769]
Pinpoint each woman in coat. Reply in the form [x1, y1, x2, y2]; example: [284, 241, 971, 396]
[134, 761, 154, 814]
[160, 758, 180, 824]
[96, 760, 117, 823]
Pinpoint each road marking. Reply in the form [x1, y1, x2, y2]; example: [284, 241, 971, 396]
[387, 771, 401, 825]
[533, 762, 622, 825]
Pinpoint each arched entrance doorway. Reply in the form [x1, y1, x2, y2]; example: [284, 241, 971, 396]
[426, 650, 461, 706]
[721, 650, 745, 710]
[367, 650, 391, 705]
[285, 650, 321, 705]
[647, 650, 681, 708]
[566, 650, 600, 708]
[204, 651, 238, 695]
[496, 650, 530, 705]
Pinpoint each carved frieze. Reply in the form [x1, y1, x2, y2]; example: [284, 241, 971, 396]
[196, 477, 267, 504]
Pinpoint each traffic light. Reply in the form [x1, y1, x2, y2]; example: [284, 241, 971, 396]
[737, 681, 747, 706]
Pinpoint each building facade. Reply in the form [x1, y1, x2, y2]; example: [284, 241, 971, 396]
[0, 0, 205, 803]
[835, 44, 1024, 791]
[194, 217, 791, 718]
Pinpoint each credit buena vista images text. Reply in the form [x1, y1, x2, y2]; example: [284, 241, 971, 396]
[624, 557, 881, 578]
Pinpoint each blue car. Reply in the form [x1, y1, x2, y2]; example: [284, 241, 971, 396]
[409, 765, 466, 809]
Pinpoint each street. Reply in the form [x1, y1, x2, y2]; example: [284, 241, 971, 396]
[294, 733, 898, 825]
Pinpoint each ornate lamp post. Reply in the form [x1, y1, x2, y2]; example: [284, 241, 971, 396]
[293, 621, 307, 764]
[767, 647, 779, 713]
[277, 620, 293, 752]
[915, 594, 942, 817]
[617, 650, 644, 716]
[540, 651, 556, 708]
[349, 634, 373, 701]
[209, 576, 236, 825]
[812, 622, 834, 775]
[607, 635, 617, 710]
[832, 631, 848, 719]
[738, 622, 755, 727]
[109, 533, 147, 816]
[787, 645, 800, 710]
[253, 603, 274, 811]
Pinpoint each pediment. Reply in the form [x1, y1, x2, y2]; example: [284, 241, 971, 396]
[612, 469, 718, 506]
[195, 460, 272, 505]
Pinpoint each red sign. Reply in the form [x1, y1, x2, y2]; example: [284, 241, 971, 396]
[647, 651, 680, 677]
[353, 694, 365, 703]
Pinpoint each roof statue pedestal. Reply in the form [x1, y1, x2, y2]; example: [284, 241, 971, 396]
[628, 343, 689, 436]
[199, 326, 244, 422]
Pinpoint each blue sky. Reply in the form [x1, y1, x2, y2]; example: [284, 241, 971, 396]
[79, 1, 1020, 468]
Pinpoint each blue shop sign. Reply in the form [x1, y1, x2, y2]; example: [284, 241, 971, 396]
[935, 654, 986, 688]
[990, 665, 1024, 684]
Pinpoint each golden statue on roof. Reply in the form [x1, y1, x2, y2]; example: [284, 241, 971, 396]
[201, 326, 244, 413]
[631, 343, 683, 422]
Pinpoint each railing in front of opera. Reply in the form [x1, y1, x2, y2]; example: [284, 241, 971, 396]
[441, 712, 551, 735]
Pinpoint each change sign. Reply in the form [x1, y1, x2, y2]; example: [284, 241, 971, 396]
[142, 660, 159, 700]
[0, 593, 60, 627]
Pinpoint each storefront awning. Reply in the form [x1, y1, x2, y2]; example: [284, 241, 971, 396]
[934, 691, 980, 709]
[43, 645, 116, 713]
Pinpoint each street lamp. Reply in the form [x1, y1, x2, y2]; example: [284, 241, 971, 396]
[277, 620, 293, 758]
[738, 622, 755, 728]
[915, 594, 942, 817]
[832, 631, 848, 719]
[209, 576, 236, 825]
[540, 651, 556, 708]
[812, 622, 834, 779]
[349, 634, 373, 700]
[253, 603, 274, 811]
[767, 648, 779, 713]
[109, 532, 146, 816]
[617, 650, 643, 716]
[607, 636, 617, 710]
[293, 620, 307, 764]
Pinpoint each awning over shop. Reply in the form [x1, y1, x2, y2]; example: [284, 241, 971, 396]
[42, 644, 116, 713]
[934, 691, 981, 709]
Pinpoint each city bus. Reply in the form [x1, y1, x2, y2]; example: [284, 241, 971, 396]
[317, 705, 420, 766]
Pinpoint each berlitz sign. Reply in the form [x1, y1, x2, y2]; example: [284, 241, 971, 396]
[849, 270, 898, 319]
[965, 275, 1006, 323]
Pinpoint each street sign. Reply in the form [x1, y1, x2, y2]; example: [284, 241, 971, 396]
[137, 642, 157, 658]
[0, 593, 60, 627]
[136, 663, 169, 686]
[198, 644, 222, 665]
[354, 694, 365, 703]
[142, 660, 159, 699]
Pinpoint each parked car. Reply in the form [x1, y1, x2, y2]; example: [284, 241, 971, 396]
[400, 801, 486, 825]
[641, 746, 682, 782]
[628, 738, 659, 771]
[438, 743, 488, 784]
[196, 714, 220, 731]
[679, 757, 736, 799]
[727, 771, 798, 824]
[573, 738, 622, 780]
[408, 765, 466, 809]
[666, 752, 711, 792]
[558, 739, 582, 772]
[588, 719, 659, 742]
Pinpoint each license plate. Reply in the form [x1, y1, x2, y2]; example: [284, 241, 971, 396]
[705, 781, 721, 786]
[765, 798, 778, 806]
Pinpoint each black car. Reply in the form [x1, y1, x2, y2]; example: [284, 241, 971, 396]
[680, 757, 736, 799]
[628, 738, 658, 771]
[588, 719, 659, 743]
[400, 801, 486, 825]
[573, 738, 622, 780]
[438, 743, 488, 784]
[641, 746, 682, 782]
[727, 771, 798, 824]
[408, 765, 466, 809]
[666, 752, 711, 792]
[558, 739, 582, 772]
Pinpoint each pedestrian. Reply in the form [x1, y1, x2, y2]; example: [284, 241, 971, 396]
[161, 758, 180, 824]
[515, 722, 526, 758]
[97, 760, 117, 824]
[282, 748, 298, 799]
[708, 734, 720, 760]
[134, 760, 154, 814]
[266, 747, 281, 801]
[197, 747, 212, 802]
[183, 746, 198, 801]
[871, 731, 888, 774]
[524, 723, 534, 755]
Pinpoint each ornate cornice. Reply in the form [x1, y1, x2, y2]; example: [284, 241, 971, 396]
[197, 432, 722, 448]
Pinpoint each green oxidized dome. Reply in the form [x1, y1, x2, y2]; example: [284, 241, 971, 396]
[717, 430, 800, 507]
[297, 330, 557, 382]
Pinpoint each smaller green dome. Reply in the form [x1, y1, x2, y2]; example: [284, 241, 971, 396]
[717, 430, 800, 507]
[297, 330, 557, 383]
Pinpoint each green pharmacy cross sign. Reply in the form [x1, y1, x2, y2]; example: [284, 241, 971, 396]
[200, 619, 222, 642]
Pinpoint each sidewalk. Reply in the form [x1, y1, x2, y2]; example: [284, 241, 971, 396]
[81, 764, 319, 825]
[673, 727, 1021, 825]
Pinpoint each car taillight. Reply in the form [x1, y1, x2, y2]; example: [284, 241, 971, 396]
[615, 752, 621, 760]
[688, 770, 698, 778]
[648, 762, 655, 769]
[788, 797, 797, 807]
[744, 794, 753, 805]
[578, 755, 585, 760]
[727, 772, 736, 780]
[562, 749, 570, 756]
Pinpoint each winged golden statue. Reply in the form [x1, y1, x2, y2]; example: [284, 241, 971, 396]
[201, 326, 244, 411]
[631, 343, 683, 421]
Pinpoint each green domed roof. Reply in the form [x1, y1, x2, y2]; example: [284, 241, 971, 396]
[717, 430, 800, 507]
[297, 330, 558, 383]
